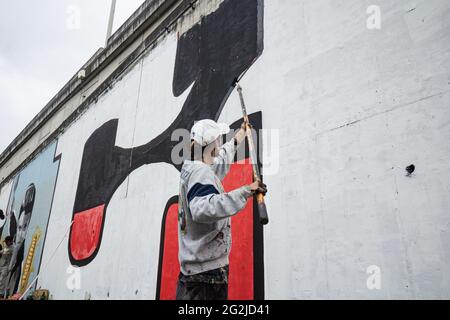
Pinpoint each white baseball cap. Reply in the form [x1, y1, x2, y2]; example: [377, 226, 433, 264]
[191, 119, 230, 147]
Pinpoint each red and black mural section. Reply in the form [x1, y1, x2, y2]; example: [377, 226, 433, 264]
[156, 113, 265, 300]
[68, 0, 265, 298]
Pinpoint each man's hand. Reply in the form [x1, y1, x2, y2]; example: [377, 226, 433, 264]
[249, 180, 268, 195]
[234, 121, 251, 145]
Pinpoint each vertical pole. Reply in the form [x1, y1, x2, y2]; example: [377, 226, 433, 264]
[105, 0, 117, 46]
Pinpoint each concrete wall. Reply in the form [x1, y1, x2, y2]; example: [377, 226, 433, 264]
[0, 0, 449, 299]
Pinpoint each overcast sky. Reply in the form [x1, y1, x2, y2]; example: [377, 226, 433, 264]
[0, 0, 146, 154]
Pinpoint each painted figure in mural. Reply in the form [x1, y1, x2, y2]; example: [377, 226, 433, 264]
[6, 183, 36, 296]
[176, 120, 267, 300]
[0, 236, 14, 297]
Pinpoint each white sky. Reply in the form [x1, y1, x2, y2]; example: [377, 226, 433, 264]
[0, 0, 146, 153]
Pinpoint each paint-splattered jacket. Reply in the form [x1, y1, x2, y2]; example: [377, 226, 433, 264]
[178, 140, 253, 276]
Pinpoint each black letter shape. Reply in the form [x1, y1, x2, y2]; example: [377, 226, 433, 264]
[69, 0, 264, 266]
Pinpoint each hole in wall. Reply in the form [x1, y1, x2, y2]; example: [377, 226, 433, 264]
[406, 164, 415, 176]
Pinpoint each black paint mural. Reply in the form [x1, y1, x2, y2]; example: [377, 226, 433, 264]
[69, 0, 264, 266]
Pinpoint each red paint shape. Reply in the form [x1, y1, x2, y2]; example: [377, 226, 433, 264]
[223, 162, 254, 300]
[159, 161, 254, 300]
[159, 202, 180, 300]
[70, 205, 105, 261]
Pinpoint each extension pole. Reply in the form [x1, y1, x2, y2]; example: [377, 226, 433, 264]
[236, 83, 269, 225]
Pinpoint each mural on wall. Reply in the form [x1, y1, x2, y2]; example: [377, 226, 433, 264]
[2, 0, 448, 300]
[0, 142, 60, 297]
[68, 0, 265, 268]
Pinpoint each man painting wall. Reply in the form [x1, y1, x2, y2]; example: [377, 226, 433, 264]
[176, 119, 267, 300]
